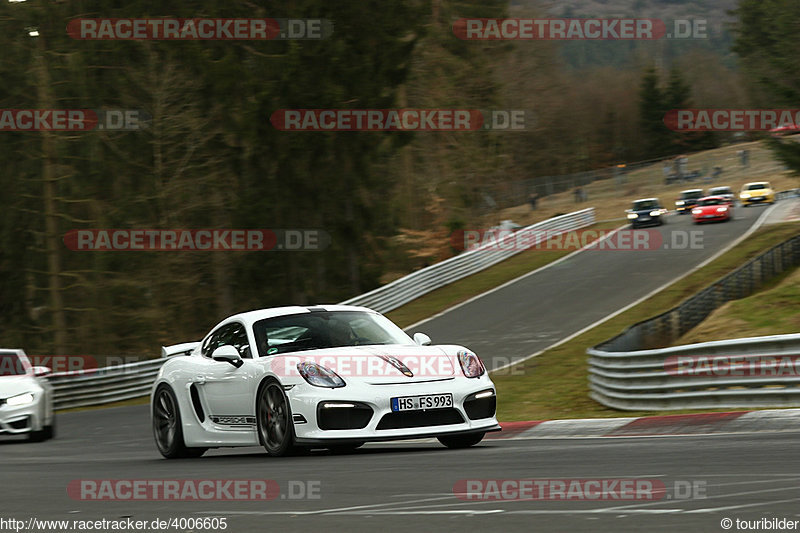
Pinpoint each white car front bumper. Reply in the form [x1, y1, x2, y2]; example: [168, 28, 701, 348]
[288, 375, 500, 444]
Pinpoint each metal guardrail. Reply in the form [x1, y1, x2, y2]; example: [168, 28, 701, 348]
[48, 359, 164, 410]
[47, 207, 594, 409]
[776, 188, 800, 201]
[588, 334, 800, 410]
[589, 231, 800, 411]
[342, 208, 595, 313]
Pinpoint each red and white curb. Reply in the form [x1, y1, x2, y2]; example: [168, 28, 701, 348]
[487, 408, 800, 439]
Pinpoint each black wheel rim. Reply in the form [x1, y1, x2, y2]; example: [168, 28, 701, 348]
[260, 384, 288, 450]
[154, 390, 177, 450]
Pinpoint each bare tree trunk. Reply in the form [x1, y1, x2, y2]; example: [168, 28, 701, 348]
[34, 36, 66, 353]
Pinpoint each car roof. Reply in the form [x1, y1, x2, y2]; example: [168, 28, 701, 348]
[214, 304, 378, 330]
[698, 195, 726, 201]
[633, 197, 659, 202]
[680, 189, 703, 193]
[743, 182, 770, 187]
[709, 186, 732, 190]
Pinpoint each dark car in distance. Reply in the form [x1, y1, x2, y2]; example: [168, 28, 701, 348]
[626, 198, 667, 228]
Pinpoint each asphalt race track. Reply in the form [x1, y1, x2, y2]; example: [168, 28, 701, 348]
[2, 204, 793, 533]
[1, 405, 799, 532]
[410, 204, 773, 370]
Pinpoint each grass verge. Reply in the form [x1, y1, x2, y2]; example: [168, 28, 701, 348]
[490, 222, 800, 422]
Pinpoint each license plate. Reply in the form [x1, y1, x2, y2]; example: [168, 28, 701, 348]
[391, 393, 453, 412]
[639, 216, 650, 221]
[753, 196, 764, 200]
[704, 215, 715, 218]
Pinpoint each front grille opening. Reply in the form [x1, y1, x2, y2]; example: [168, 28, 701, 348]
[376, 408, 464, 430]
[317, 402, 373, 430]
[9, 417, 30, 430]
[464, 394, 496, 420]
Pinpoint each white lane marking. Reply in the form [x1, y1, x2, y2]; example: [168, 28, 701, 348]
[490, 203, 777, 373]
[683, 497, 800, 514]
[197, 495, 454, 516]
[600, 484, 800, 513]
[343, 509, 686, 515]
[404, 224, 627, 334]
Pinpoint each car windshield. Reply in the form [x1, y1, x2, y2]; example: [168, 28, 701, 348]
[0, 354, 27, 376]
[710, 188, 731, 195]
[698, 198, 724, 206]
[681, 191, 703, 200]
[746, 183, 768, 190]
[252, 311, 414, 356]
[632, 200, 658, 210]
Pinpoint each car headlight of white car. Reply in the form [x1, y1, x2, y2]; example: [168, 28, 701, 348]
[6, 392, 35, 406]
[676, 200, 685, 206]
[458, 350, 485, 378]
[296, 361, 346, 388]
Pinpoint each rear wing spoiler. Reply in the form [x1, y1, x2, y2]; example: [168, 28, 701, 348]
[161, 342, 200, 358]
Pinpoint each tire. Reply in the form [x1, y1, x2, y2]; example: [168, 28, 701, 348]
[437, 432, 485, 449]
[152, 385, 207, 459]
[29, 418, 54, 442]
[256, 378, 297, 457]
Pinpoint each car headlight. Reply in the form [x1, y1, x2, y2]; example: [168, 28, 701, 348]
[6, 392, 35, 406]
[296, 362, 345, 388]
[716, 207, 728, 212]
[676, 200, 685, 206]
[692, 208, 702, 215]
[740, 192, 750, 199]
[458, 350, 485, 378]
[627, 213, 638, 219]
[649, 210, 661, 217]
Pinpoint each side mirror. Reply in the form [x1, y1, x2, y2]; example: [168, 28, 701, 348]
[31, 366, 51, 378]
[212, 345, 244, 368]
[413, 332, 432, 346]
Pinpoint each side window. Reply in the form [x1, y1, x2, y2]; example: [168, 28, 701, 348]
[201, 325, 230, 359]
[202, 323, 251, 359]
[228, 323, 252, 359]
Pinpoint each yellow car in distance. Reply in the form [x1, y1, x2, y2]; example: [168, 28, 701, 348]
[739, 181, 775, 207]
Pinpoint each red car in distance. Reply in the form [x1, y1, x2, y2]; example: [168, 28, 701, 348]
[691, 195, 734, 224]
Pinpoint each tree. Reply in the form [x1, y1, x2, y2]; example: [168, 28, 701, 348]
[638, 67, 667, 159]
[733, 0, 800, 173]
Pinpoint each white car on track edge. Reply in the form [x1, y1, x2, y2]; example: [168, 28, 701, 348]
[151, 305, 500, 458]
[0, 349, 55, 442]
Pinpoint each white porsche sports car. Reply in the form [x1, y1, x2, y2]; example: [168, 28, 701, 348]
[151, 305, 499, 458]
[0, 349, 55, 442]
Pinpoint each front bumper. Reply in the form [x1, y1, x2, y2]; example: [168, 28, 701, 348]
[0, 403, 44, 435]
[289, 377, 500, 443]
[693, 212, 729, 222]
[741, 195, 773, 206]
[630, 214, 661, 227]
